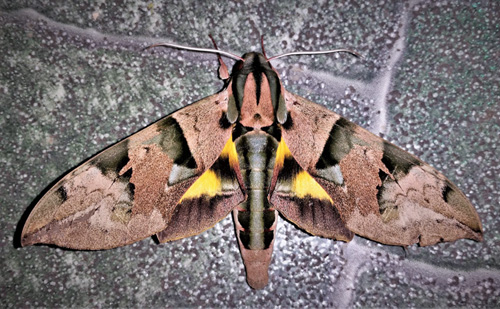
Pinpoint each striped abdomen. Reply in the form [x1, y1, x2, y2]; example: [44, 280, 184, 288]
[233, 131, 278, 289]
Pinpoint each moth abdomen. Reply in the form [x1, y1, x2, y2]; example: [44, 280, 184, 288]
[232, 131, 279, 289]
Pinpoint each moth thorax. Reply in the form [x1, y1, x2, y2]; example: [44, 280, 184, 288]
[239, 72, 274, 129]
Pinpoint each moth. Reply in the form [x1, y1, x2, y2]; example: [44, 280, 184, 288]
[21, 39, 483, 289]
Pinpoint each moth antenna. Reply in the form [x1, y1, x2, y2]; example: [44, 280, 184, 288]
[268, 48, 362, 61]
[260, 35, 268, 59]
[146, 42, 244, 61]
[209, 34, 230, 80]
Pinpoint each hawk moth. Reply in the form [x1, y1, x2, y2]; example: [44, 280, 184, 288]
[20, 39, 483, 289]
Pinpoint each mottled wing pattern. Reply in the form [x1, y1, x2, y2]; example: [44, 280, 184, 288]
[21, 91, 244, 249]
[275, 91, 483, 246]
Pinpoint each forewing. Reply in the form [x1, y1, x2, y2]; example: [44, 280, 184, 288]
[21, 91, 244, 249]
[277, 91, 483, 246]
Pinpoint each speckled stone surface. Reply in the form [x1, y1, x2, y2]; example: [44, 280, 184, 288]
[1, 1, 499, 307]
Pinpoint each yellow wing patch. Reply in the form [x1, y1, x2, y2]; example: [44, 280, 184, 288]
[293, 171, 333, 203]
[275, 137, 291, 169]
[276, 138, 333, 203]
[179, 169, 221, 202]
[220, 135, 239, 169]
[178, 137, 237, 203]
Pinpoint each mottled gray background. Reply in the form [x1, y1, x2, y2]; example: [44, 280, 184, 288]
[1, 0, 499, 308]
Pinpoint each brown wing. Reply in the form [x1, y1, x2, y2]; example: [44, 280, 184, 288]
[21, 91, 245, 249]
[273, 91, 482, 246]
